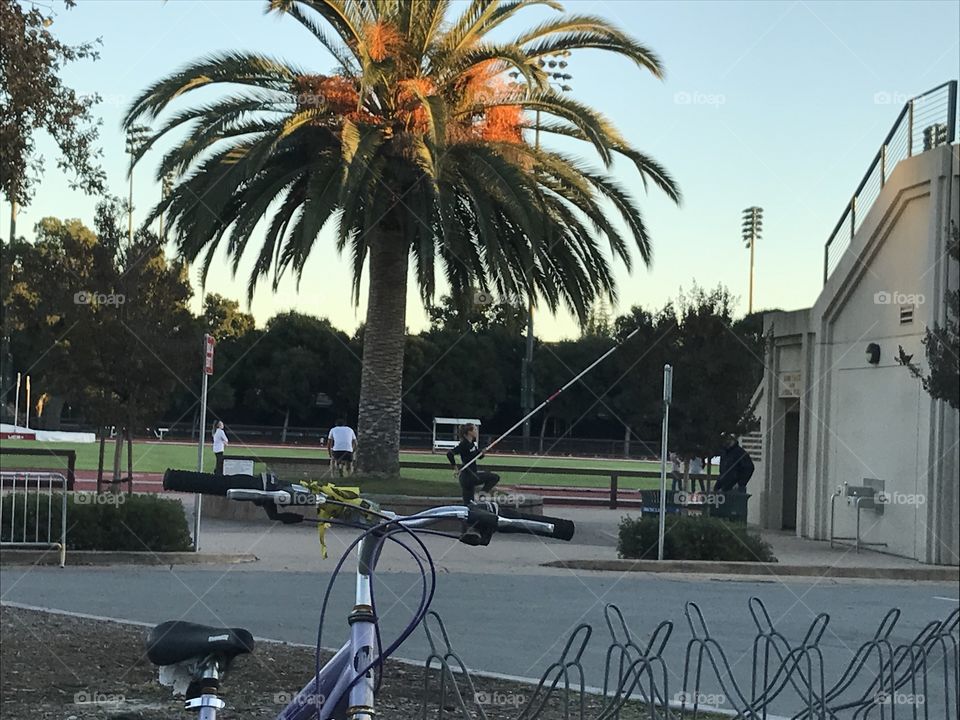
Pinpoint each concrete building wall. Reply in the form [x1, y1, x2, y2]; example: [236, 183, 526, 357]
[756, 144, 959, 564]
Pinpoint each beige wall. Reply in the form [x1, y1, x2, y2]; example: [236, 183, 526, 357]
[756, 145, 959, 564]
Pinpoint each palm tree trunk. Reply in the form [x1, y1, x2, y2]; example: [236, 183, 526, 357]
[356, 232, 408, 476]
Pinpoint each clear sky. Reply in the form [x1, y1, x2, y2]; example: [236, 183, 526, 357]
[7, 0, 958, 340]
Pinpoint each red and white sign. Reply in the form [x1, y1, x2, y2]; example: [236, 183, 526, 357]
[0, 431, 36, 441]
[203, 334, 216, 375]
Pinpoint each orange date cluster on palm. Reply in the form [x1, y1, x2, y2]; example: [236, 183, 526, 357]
[293, 51, 523, 145]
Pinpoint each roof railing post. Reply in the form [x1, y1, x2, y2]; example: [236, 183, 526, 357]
[880, 144, 887, 187]
[850, 196, 857, 239]
[907, 100, 914, 157]
[946, 81, 958, 143]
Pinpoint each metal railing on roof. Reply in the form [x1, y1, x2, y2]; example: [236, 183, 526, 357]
[822, 81, 957, 283]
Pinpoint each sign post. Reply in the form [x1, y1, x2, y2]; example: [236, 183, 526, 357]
[13, 372, 20, 428]
[657, 364, 673, 561]
[193, 333, 215, 551]
[24, 375, 31, 429]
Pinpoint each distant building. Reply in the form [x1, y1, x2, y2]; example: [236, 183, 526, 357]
[752, 83, 959, 565]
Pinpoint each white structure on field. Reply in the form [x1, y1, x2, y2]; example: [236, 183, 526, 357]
[751, 82, 959, 565]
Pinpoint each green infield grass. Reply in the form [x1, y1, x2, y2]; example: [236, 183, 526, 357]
[0, 439, 685, 491]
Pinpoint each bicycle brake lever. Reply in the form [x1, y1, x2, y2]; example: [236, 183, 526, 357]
[263, 503, 305, 524]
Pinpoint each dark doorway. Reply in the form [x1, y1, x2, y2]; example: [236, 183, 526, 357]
[781, 410, 800, 530]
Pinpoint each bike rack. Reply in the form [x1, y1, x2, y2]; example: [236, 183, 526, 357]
[517, 623, 592, 720]
[420, 611, 489, 720]
[597, 603, 673, 720]
[415, 601, 958, 720]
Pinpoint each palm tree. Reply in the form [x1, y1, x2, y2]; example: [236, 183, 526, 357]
[124, 0, 680, 476]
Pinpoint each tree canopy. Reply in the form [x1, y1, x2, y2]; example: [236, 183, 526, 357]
[0, 0, 105, 213]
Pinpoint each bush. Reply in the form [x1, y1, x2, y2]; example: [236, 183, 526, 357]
[618, 514, 776, 562]
[1, 493, 192, 552]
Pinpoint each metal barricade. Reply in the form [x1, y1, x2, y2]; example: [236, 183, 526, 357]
[0, 471, 68, 567]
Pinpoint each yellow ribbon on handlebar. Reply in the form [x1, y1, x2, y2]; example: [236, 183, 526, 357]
[301, 481, 381, 558]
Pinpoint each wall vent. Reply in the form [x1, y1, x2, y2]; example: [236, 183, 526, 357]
[899, 305, 914, 324]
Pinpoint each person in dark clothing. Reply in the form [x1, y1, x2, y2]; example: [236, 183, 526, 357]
[446, 423, 500, 504]
[715, 433, 755, 493]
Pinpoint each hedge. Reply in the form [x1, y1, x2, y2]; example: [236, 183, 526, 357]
[618, 514, 776, 562]
[1, 493, 192, 552]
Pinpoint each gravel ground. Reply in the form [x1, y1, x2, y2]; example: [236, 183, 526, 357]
[2, 606, 700, 720]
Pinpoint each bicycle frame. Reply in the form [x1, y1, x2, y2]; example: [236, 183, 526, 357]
[275, 506, 470, 720]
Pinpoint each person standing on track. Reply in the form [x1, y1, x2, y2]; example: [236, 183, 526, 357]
[447, 423, 500, 504]
[327, 418, 358, 475]
[212, 421, 228, 475]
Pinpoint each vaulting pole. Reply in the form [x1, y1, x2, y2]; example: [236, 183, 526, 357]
[459, 327, 642, 474]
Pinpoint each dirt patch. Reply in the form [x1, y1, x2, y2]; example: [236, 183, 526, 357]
[1, 606, 692, 720]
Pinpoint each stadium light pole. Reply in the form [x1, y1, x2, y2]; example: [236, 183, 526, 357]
[742, 206, 763, 314]
[159, 172, 175, 241]
[125, 125, 151, 244]
[518, 54, 573, 451]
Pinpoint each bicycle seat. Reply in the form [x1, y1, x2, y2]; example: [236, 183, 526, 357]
[146, 620, 255, 666]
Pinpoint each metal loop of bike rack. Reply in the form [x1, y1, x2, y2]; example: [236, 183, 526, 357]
[420, 610, 489, 720]
[418, 601, 959, 720]
[0, 471, 68, 567]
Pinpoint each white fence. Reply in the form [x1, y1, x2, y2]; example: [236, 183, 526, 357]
[0, 472, 68, 567]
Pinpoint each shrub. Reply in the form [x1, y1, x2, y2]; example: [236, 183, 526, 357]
[0, 493, 192, 552]
[617, 514, 776, 562]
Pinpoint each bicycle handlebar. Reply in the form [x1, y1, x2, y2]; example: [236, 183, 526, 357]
[163, 469, 269, 496]
[162, 468, 575, 541]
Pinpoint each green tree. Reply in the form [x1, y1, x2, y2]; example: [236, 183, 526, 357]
[669, 285, 759, 461]
[202, 293, 255, 340]
[2, 200, 194, 438]
[244, 311, 356, 437]
[532, 333, 618, 452]
[428, 293, 526, 336]
[0, 0, 105, 234]
[609, 304, 678, 456]
[583, 300, 613, 338]
[124, 0, 680, 475]
[899, 224, 960, 409]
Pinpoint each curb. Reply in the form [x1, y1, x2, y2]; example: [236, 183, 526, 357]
[542, 558, 960, 581]
[0, 550, 259, 567]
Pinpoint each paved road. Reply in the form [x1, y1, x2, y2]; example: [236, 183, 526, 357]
[2, 560, 956, 716]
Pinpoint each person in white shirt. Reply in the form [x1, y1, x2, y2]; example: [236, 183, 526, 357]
[689, 456, 706, 493]
[669, 451, 683, 492]
[327, 418, 358, 475]
[212, 421, 228, 475]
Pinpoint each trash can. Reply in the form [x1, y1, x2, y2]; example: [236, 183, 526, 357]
[709, 492, 750, 524]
